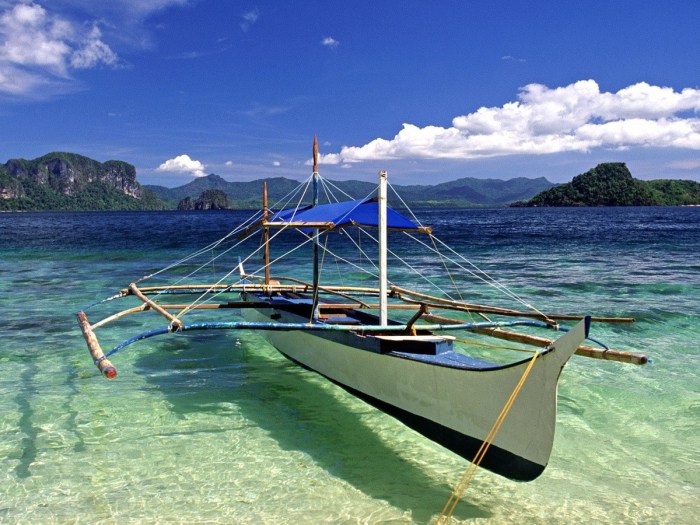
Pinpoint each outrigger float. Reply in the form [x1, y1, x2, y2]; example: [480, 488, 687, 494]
[78, 137, 648, 482]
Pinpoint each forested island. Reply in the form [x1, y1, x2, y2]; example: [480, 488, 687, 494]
[1, 153, 698, 211]
[177, 189, 231, 210]
[0, 153, 165, 211]
[512, 163, 700, 207]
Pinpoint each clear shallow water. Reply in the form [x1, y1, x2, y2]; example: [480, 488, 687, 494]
[0, 207, 698, 524]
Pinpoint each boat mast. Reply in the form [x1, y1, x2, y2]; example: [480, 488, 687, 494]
[312, 136, 320, 318]
[378, 170, 388, 326]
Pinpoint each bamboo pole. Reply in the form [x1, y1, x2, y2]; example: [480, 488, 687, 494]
[125, 282, 382, 295]
[236, 218, 265, 241]
[127, 280, 634, 326]
[77, 311, 117, 378]
[89, 301, 417, 332]
[423, 313, 648, 365]
[90, 301, 276, 330]
[272, 277, 380, 295]
[394, 286, 635, 324]
[128, 282, 183, 329]
[394, 286, 555, 321]
[90, 304, 149, 329]
[261, 275, 374, 307]
[405, 304, 428, 335]
[318, 303, 418, 310]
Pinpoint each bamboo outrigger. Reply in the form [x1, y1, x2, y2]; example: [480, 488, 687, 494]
[77, 137, 647, 482]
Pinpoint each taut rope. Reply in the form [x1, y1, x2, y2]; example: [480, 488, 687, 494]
[434, 349, 540, 524]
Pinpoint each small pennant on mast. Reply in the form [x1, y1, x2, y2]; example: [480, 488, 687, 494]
[313, 135, 319, 174]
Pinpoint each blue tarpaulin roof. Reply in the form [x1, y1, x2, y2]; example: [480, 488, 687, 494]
[271, 198, 423, 231]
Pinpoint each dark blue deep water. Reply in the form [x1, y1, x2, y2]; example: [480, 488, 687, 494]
[0, 207, 698, 523]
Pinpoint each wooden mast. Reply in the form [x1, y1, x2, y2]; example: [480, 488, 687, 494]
[312, 134, 319, 174]
[378, 170, 388, 326]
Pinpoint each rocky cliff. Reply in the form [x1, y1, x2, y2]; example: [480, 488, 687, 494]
[0, 153, 165, 210]
[4, 153, 141, 198]
[178, 189, 231, 210]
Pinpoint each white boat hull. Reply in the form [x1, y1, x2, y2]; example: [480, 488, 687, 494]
[244, 304, 587, 481]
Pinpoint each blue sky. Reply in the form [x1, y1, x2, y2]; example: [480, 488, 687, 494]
[1, 0, 698, 187]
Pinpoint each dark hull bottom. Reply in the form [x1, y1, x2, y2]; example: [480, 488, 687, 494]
[277, 349, 545, 482]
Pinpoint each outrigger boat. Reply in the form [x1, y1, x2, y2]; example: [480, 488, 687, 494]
[77, 137, 648, 482]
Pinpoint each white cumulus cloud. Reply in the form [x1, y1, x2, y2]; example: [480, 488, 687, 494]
[322, 80, 700, 165]
[157, 155, 206, 177]
[0, 2, 120, 97]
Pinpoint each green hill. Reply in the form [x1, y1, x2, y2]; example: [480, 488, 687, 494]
[513, 163, 700, 207]
[0, 152, 166, 211]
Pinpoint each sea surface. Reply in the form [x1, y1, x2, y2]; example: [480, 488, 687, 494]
[0, 207, 698, 524]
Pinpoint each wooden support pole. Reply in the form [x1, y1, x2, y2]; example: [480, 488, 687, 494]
[423, 313, 648, 365]
[128, 282, 183, 329]
[77, 311, 117, 379]
[405, 304, 428, 335]
[127, 281, 382, 295]
[394, 285, 635, 324]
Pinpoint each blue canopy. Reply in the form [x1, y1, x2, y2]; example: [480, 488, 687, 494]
[270, 198, 425, 231]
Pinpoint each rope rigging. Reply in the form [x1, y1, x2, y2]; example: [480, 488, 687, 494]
[85, 169, 642, 369]
[124, 171, 559, 330]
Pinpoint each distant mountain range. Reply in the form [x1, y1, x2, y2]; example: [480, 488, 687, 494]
[4, 152, 696, 212]
[145, 173, 556, 209]
[0, 151, 556, 211]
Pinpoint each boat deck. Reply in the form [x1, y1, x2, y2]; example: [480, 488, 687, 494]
[387, 349, 505, 370]
[254, 291, 510, 371]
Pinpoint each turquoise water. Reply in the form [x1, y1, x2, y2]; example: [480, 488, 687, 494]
[0, 208, 698, 524]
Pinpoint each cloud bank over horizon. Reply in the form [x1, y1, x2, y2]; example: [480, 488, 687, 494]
[320, 80, 700, 166]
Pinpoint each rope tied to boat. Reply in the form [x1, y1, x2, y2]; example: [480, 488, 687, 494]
[434, 349, 541, 524]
